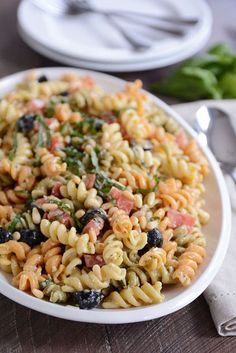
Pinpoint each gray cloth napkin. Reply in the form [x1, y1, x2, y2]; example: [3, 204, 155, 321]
[172, 100, 236, 336]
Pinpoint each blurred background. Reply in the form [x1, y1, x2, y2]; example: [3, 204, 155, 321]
[0, 0, 236, 101]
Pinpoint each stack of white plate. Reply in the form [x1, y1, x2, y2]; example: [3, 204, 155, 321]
[17, 0, 212, 72]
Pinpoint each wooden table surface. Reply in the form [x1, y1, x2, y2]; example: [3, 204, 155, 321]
[0, 1, 236, 352]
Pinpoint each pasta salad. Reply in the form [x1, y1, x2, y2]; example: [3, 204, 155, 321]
[0, 72, 210, 309]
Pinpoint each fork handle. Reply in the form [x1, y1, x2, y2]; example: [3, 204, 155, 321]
[104, 15, 151, 50]
[105, 10, 199, 25]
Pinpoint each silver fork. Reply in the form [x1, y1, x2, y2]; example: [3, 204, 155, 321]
[31, 0, 199, 24]
[70, 0, 199, 25]
[31, 0, 196, 37]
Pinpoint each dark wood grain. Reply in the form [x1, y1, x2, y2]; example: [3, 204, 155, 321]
[1, 1, 236, 352]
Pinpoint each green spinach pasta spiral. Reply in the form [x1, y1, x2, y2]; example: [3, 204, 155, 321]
[0, 72, 209, 309]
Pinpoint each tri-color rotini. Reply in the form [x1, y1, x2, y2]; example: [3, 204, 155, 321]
[0, 72, 209, 309]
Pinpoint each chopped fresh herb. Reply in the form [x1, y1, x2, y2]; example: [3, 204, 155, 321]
[65, 157, 85, 176]
[59, 123, 71, 135]
[112, 107, 135, 117]
[90, 149, 99, 172]
[14, 189, 29, 194]
[30, 159, 42, 167]
[46, 99, 56, 118]
[137, 176, 160, 194]
[76, 115, 104, 135]
[62, 146, 81, 158]
[47, 198, 72, 212]
[36, 115, 51, 148]
[7, 215, 22, 233]
[95, 172, 125, 198]
[74, 216, 83, 232]
[9, 132, 17, 161]
[25, 196, 34, 209]
[36, 121, 44, 150]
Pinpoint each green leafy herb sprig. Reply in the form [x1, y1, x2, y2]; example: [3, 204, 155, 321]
[152, 44, 236, 100]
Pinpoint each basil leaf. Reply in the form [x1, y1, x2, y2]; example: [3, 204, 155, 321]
[46, 99, 56, 118]
[36, 115, 52, 148]
[76, 115, 104, 135]
[9, 132, 17, 161]
[62, 146, 81, 158]
[90, 149, 99, 172]
[65, 157, 85, 176]
[14, 189, 28, 194]
[95, 172, 125, 197]
[137, 176, 159, 194]
[36, 122, 44, 150]
[47, 198, 72, 213]
[7, 215, 21, 233]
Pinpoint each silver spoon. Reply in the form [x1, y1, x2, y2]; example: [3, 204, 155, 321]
[195, 105, 236, 183]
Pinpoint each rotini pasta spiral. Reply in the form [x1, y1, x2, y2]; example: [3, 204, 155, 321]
[39, 147, 67, 177]
[60, 176, 103, 208]
[103, 233, 123, 266]
[173, 244, 206, 286]
[102, 282, 164, 308]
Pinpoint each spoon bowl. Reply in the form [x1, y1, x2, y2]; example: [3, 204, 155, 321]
[195, 105, 236, 182]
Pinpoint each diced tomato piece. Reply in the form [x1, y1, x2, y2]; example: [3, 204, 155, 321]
[175, 131, 189, 149]
[100, 112, 117, 124]
[47, 208, 64, 221]
[116, 197, 134, 214]
[82, 219, 104, 236]
[167, 209, 196, 229]
[34, 197, 47, 206]
[28, 99, 45, 112]
[82, 76, 95, 88]
[34, 118, 59, 133]
[46, 208, 73, 228]
[60, 213, 73, 228]
[109, 187, 134, 214]
[84, 254, 105, 268]
[181, 213, 196, 227]
[49, 136, 61, 153]
[51, 182, 62, 197]
[44, 118, 60, 131]
[84, 174, 96, 189]
[110, 187, 122, 199]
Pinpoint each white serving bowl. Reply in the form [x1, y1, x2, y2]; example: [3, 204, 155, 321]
[0, 68, 231, 324]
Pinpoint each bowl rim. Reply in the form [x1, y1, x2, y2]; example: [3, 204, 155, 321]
[0, 67, 232, 324]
